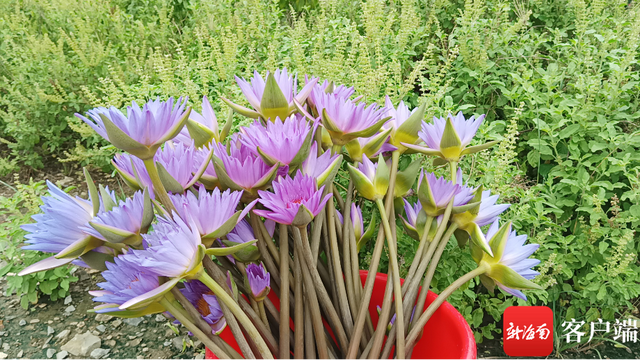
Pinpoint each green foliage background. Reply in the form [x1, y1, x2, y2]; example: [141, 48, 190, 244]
[1, 0, 639, 351]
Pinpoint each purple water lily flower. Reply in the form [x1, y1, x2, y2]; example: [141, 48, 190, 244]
[128, 215, 203, 279]
[18, 181, 117, 275]
[475, 190, 510, 227]
[175, 96, 220, 145]
[90, 254, 164, 315]
[226, 219, 256, 244]
[213, 136, 279, 195]
[194, 144, 217, 189]
[112, 153, 154, 195]
[180, 280, 226, 334]
[230, 68, 317, 120]
[82, 190, 152, 246]
[314, 92, 387, 136]
[245, 263, 270, 301]
[419, 112, 484, 150]
[154, 141, 207, 191]
[239, 115, 313, 166]
[306, 78, 356, 114]
[417, 170, 469, 216]
[76, 98, 189, 159]
[382, 96, 417, 131]
[402, 199, 423, 230]
[301, 142, 341, 185]
[169, 187, 255, 241]
[336, 203, 375, 251]
[481, 220, 541, 300]
[254, 171, 332, 226]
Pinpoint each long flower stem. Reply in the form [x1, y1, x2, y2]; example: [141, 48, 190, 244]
[142, 158, 176, 214]
[294, 227, 329, 358]
[402, 216, 434, 295]
[278, 223, 291, 359]
[406, 264, 489, 351]
[159, 297, 231, 359]
[327, 194, 354, 335]
[293, 246, 304, 359]
[373, 198, 405, 359]
[368, 267, 393, 359]
[341, 179, 359, 325]
[295, 224, 350, 354]
[258, 300, 269, 328]
[346, 150, 400, 359]
[198, 272, 274, 359]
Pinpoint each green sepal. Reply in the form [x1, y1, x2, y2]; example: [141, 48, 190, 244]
[220, 109, 234, 143]
[185, 244, 206, 278]
[439, 117, 462, 160]
[394, 158, 421, 198]
[120, 277, 181, 310]
[479, 274, 496, 294]
[100, 114, 156, 160]
[293, 98, 317, 123]
[221, 97, 261, 119]
[156, 161, 185, 194]
[141, 188, 154, 231]
[201, 210, 246, 244]
[99, 184, 116, 212]
[112, 158, 141, 191]
[392, 102, 426, 148]
[470, 185, 484, 216]
[55, 236, 104, 259]
[401, 143, 443, 157]
[316, 155, 342, 188]
[460, 140, 499, 156]
[187, 145, 214, 189]
[487, 221, 513, 263]
[417, 173, 439, 217]
[357, 213, 377, 252]
[205, 240, 258, 256]
[89, 222, 140, 244]
[252, 162, 280, 190]
[401, 216, 419, 241]
[433, 158, 448, 167]
[454, 229, 469, 249]
[260, 73, 290, 122]
[451, 201, 480, 214]
[158, 107, 192, 144]
[288, 125, 316, 169]
[486, 263, 543, 290]
[292, 205, 315, 227]
[91, 303, 165, 318]
[347, 117, 391, 140]
[256, 146, 280, 166]
[347, 163, 376, 201]
[186, 118, 216, 148]
[226, 271, 239, 302]
[79, 251, 115, 271]
[345, 127, 392, 161]
[212, 156, 244, 192]
[373, 154, 390, 198]
[469, 223, 494, 257]
[224, 241, 261, 263]
[320, 108, 342, 133]
[84, 168, 100, 216]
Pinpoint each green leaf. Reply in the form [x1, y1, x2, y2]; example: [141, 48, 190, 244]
[558, 124, 581, 139]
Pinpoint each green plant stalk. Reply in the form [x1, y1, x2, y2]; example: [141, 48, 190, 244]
[293, 248, 304, 359]
[142, 158, 177, 214]
[295, 222, 350, 354]
[327, 194, 354, 335]
[373, 197, 405, 358]
[253, 210, 281, 265]
[343, 179, 365, 306]
[406, 263, 489, 351]
[346, 150, 400, 359]
[304, 306, 316, 359]
[258, 300, 268, 328]
[402, 216, 434, 295]
[160, 297, 231, 359]
[170, 287, 244, 359]
[293, 227, 329, 358]
[278, 223, 291, 359]
[198, 272, 274, 359]
[368, 267, 394, 359]
[341, 179, 359, 325]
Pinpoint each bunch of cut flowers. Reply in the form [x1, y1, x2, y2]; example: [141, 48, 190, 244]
[19, 68, 542, 359]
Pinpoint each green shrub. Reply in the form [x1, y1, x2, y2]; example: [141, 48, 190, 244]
[0, 178, 78, 308]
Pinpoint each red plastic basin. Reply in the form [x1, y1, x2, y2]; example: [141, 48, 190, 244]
[206, 270, 476, 359]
